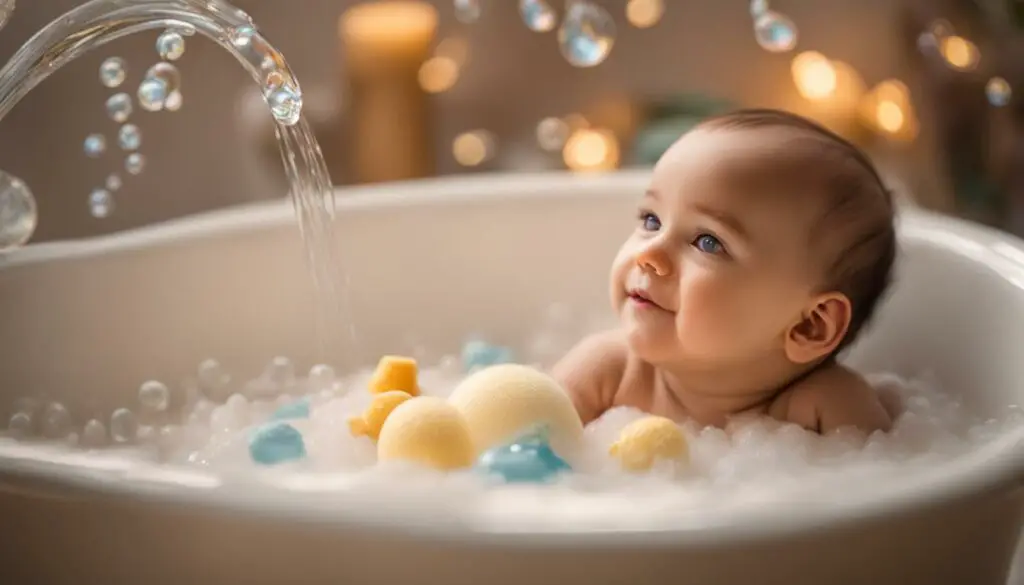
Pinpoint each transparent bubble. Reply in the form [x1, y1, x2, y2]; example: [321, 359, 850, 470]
[558, 1, 616, 67]
[536, 117, 569, 151]
[454, 0, 481, 23]
[164, 91, 183, 112]
[308, 364, 335, 389]
[198, 359, 230, 395]
[81, 419, 108, 447]
[8, 412, 32, 438]
[0, 171, 37, 251]
[139, 380, 171, 413]
[41, 402, 72, 439]
[146, 62, 181, 97]
[156, 30, 185, 61]
[986, 76, 1012, 107]
[520, 0, 557, 32]
[265, 85, 303, 126]
[99, 57, 127, 88]
[230, 25, 256, 48]
[110, 408, 138, 443]
[137, 77, 168, 112]
[749, 0, 768, 18]
[265, 356, 296, 387]
[83, 133, 106, 157]
[105, 173, 122, 192]
[753, 10, 798, 53]
[118, 124, 141, 151]
[105, 92, 133, 123]
[88, 188, 114, 218]
[0, 0, 14, 31]
[125, 153, 146, 175]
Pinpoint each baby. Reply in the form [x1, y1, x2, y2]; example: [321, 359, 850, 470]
[553, 108, 898, 434]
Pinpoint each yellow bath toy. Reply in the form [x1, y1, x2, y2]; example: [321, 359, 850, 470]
[609, 416, 689, 472]
[446, 363, 584, 461]
[368, 355, 420, 396]
[376, 396, 475, 470]
[348, 390, 413, 441]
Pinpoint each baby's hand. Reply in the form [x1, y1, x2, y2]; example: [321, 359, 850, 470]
[551, 330, 628, 425]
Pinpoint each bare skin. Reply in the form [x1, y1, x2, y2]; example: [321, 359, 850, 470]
[553, 127, 895, 434]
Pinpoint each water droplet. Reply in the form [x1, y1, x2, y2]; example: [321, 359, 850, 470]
[137, 77, 168, 112]
[557, 2, 616, 67]
[171, 23, 196, 36]
[753, 10, 798, 53]
[81, 419, 108, 447]
[105, 93, 133, 123]
[986, 76, 1012, 107]
[139, 380, 171, 413]
[146, 62, 181, 96]
[125, 153, 145, 175]
[265, 85, 302, 126]
[230, 25, 256, 47]
[536, 117, 569, 151]
[0, 0, 14, 31]
[7, 412, 31, 438]
[118, 124, 141, 151]
[83, 133, 106, 157]
[41, 402, 72, 439]
[89, 188, 114, 218]
[105, 173, 122, 191]
[110, 408, 138, 442]
[0, 171, 37, 251]
[156, 30, 185, 61]
[164, 91, 183, 111]
[749, 0, 768, 18]
[454, 0, 480, 23]
[520, 0, 557, 32]
[99, 57, 127, 88]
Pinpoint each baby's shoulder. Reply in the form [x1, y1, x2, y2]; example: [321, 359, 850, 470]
[771, 363, 893, 434]
[551, 330, 630, 423]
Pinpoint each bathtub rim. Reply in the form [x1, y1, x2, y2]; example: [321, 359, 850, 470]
[0, 170, 1022, 548]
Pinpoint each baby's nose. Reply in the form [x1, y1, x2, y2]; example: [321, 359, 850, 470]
[635, 241, 673, 277]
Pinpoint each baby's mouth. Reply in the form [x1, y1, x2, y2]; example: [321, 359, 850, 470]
[627, 288, 666, 310]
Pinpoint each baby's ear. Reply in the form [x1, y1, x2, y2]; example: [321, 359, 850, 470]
[783, 293, 852, 364]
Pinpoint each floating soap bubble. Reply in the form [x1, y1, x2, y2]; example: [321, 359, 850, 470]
[146, 62, 181, 96]
[230, 25, 256, 48]
[81, 419, 108, 447]
[125, 153, 145, 175]
[99, 57, 126, 88]
[7, 412, 31, 438]
[558, 1, 616, 67]
[110, 408, 138, 442]
[83, 133, 106, 157]
[749, 0, 768, 18]
[156, 30, 186, 61]
[198, 359, 230, 395]
[265, 356, 296, 387]
[164, 91, 183, 111]
[753, 11, 798, 53]
[105, 93, 132, 122]
[41, 402, 72, 439]
[308, 364, 335, 389]
[137, 77, 167, 112]
[118, 124, 141, 151]
[0, 0, 13, 30]
[536, 117, 569, 151]
[105, 173, 122, 192]
[986, 76, 1012, 107]
[520, 0, 557, 32]
[0, 171, 37, 251]
[89, 188, 114, 218]
[265, 85, 302, 126]
[139, 380, 171, 413]
[454, 0, 481, 23]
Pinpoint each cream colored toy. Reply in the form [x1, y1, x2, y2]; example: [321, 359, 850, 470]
[447, 363, 584, 461]
[609, 416, 689, 472]
[368, 355, 420, 396]
[348, 390, 413, 442]
[376, 396, 475, 470]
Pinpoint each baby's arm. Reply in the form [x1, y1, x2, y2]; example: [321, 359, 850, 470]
[551, 330, 628, 425]
[773, 364, 893, 435]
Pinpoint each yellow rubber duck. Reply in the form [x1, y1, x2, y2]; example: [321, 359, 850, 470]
[368, 355, 421, 396]
[609, 416, 688, 472]
[348, 390, 413, 441]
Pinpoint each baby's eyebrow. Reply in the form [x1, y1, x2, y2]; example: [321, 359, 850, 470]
[643, 189, 659, 201]
[692, 203, 750, 241]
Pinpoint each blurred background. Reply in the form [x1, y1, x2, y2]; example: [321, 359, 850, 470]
[0, 0, 1020, 243]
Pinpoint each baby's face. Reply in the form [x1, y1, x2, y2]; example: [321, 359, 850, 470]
[610, 127, 826, 367]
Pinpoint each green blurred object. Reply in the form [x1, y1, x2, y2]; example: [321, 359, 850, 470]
[631, 94, 734, 166]
[1010, 0, 1024, 28]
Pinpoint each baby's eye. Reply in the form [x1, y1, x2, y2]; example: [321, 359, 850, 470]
[693, 233, 726, 255]
[638, 211, 661, 232]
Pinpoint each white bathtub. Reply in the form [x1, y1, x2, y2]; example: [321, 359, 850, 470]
[0, 171, 1021, 585]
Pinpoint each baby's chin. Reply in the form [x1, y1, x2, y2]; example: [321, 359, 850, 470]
[620, 317, 678, 363]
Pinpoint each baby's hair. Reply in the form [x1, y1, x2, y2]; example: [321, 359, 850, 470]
[696, 108, 897, 357]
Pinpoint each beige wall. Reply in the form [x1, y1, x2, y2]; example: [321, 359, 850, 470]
[0, 0, 944, 242]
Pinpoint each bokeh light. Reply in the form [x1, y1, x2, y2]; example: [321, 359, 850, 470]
[563, 128, 620, 172]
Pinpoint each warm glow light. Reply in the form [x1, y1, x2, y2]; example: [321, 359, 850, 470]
[340, 1, 438, 51]
[418, 56, 459, 93]
[858, 79, 917, 142]
[940, 35, 979, 71]
[453, 130, 494, 167]
[563, 113, 589, 130]
[875, 100, 905, 134]
[626, 0, 664, 28]
[563, 128, 620, 172]
[791, 51, 837, 101]
[435, 36, 469, 66]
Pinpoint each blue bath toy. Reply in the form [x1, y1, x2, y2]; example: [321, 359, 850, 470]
[248, 421, 306, 465]
[461, 339, 514, 373]
[269, 397, 311, 421]
[476, 426, 571, 484]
